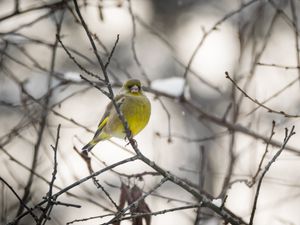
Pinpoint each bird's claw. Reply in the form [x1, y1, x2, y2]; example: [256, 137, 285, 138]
[125, 138, 137, 148]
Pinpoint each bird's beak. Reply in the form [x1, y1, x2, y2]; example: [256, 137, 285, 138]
[130, 85, 139, 93]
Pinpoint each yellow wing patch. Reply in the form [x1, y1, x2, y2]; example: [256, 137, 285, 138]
[98, 116, 109, 129]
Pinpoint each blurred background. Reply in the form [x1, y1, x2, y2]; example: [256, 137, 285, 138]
[1, 0, 300, 225]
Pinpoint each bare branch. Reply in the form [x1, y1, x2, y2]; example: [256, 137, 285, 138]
[249, 125, 296, 225]
[226, 71, 300, 118]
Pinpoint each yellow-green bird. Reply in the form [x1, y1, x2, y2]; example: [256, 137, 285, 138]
[82, 79, 151, 152]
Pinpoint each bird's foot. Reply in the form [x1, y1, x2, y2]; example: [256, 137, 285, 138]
[125, 138, 137, 148]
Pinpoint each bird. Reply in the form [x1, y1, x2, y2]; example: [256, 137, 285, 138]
[82, 79, 151, 152]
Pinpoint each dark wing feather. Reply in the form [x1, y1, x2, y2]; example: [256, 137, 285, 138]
[93, 94, 125, 137]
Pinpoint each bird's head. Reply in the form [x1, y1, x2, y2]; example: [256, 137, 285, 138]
[121, 79, 143, 95]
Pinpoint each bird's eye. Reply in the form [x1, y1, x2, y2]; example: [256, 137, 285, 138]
[130, 85, 140, 93]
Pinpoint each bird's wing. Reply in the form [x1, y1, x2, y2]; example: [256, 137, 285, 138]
[93, 94, 125, 137]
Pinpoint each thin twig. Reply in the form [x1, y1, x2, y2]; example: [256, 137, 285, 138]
[36, 124, 61, 225]
[105, 34, 120, 69]
[67, 204, 201, 225]
[157, 98, 172, 143]
[249, 121, 276, 187]
[181, 0, 259, 98]
[245, 76, 298, 116]
[15, 10, 64, 219]
[257, 62, 299, 69]
[102, 177, 169, 225]
[57, 35, 105, 81]
[249, 126, 296, 225]
[290, 0, 300, 85]
[0, 177, 38, 222]
[75, 148, 120, 210]
[8, 156, 139, 224]
[226, 72, 300, 118]
[127, 0, 150, 83]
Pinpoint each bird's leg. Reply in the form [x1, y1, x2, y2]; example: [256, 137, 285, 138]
[124, 129, 133, 141]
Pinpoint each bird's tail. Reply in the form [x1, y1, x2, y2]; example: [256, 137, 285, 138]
[82, 140, 96, 152]
[82, 131, 111, 152]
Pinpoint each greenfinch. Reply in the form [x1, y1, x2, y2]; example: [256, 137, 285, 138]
[82, 79, 151, 152]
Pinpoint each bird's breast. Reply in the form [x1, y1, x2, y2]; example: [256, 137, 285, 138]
[123, 95, 151, 136]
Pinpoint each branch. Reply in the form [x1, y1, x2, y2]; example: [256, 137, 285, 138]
[181, 0, 260, 97]
[102, 177, 169, 225]
[290, 0, 300, 85]
[249, 121, 276, 187]
[36, 124, 61, 225]
[67, 204, 201, 225]
[0, 177, 38, 222]
[249, 125, 296, 225]
[127, 0, 150, 83]
[15, 10, 65, 219]
[8, 156, 139, 224]
[226, 71, 300, 118]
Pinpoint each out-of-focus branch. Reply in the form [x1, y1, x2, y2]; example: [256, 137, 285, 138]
[181, 0, 260, 98]
[127, 0, 150, 83]
[146, 86, 300, 154]
[67, 204, 202, 225]
[0, 177, 38, 222]
[226, 72, 300, 118]
[15, 10, 65, 219]
[237, 8, 280, 108]
[244, 76, 298, 116]
[0, 0, 69, 22]
[290, 0, 300, 85]
[57, 35, 105, 81]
